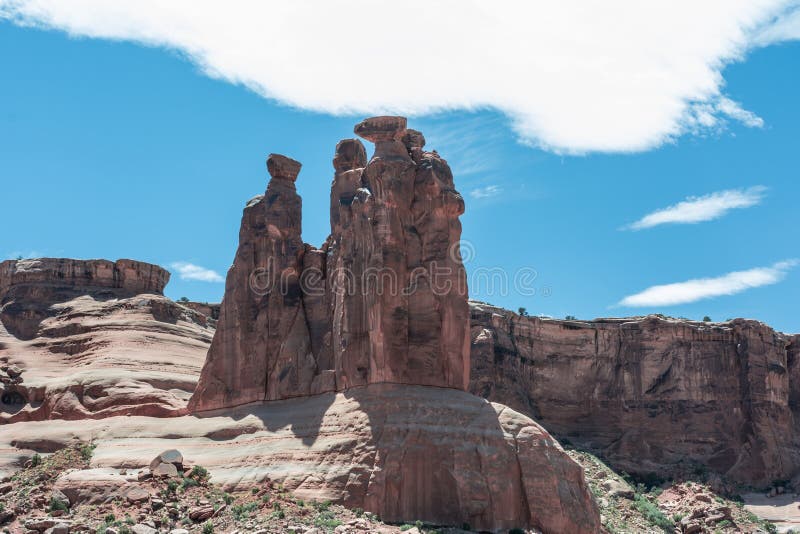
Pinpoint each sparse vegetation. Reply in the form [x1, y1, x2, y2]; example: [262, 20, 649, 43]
[48, 495, 70, 513]
[633, 493, 673, 531]
[565, 315, 577, 320]
[202, 521, 214, 534]
[703, 315, 712, 322]
[517, 307, 528, 316]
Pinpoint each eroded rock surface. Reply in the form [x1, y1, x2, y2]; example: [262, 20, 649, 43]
[0, 260, 212, 422]
[0, 258, 169, 340]
[186, 117, 599, 531]
[469, 301, 800, 486]
[190, 117, 469, 411]
[1, 384, 601, 533]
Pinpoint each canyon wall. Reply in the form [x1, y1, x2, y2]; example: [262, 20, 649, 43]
[469, 301, 800, 486]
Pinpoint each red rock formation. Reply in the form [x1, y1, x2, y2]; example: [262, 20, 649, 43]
[0, 259, 211, 422]
[187, 118, 601, 531]
[469, 302, 800, 487]
[0, 258, 169, 340]
[190, 117, 470, 411]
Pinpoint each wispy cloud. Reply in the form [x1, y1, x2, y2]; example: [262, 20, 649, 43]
[752, 6, 800, 45]
[469, 185, 502, 199]
[618, 260, 798, 307]
[170, 262, 224, 283]
[0, 1, 794, 154]
[624, 186, 766, 230]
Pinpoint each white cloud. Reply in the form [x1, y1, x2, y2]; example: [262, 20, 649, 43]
[752, 6, 800, 45]
[0, 0, 795, 154]
[170, 262, 224, 283]
[625, 186, 766, 230]
[619, 260, 798, 307]
[469, 185, 502, 199]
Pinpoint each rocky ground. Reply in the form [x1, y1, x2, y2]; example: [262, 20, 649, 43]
[1, 441, 791, 534]
[0, 443, 475, 534]
[568, 449, 783, 533]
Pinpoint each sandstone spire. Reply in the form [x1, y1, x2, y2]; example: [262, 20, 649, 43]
[190, 117, 470, 411]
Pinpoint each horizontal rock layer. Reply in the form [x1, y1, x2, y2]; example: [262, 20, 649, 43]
[469, 302, 800, 486]
[0, 258, 170, 340]
[0, 290, 213, 423]
[0, 384, 601, 533]
[0, 258, 168, 298]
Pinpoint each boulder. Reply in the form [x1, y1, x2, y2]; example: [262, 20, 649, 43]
[149, 449, 183, 470]
[150, 462, 178, 478]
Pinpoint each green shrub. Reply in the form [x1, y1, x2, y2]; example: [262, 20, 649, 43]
[633, 494, 673, 532]
[190, 465, 210, 481]
[202, 522, 214, 534]
[314, 509, 342, 530]
[231, 502, 258, 520]
[180, 477, 199, 490]
[78, 442, 96, 461]
[30, 453, 42, 467]
[48, 496, 69, 513]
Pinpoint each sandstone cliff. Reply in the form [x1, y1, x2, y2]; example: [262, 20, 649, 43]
[0, 258, 169, 340]
[469, 301, 800, 487]
[0, 259, 212, 423]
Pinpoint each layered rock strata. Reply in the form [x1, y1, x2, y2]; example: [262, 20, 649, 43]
[1, 384, 601, 533]
[0, 259, 211, 422]
[0, 258, 169, 340]
[469, 302, 800, 487]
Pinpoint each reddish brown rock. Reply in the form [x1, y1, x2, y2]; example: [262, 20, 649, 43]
[0, 265, 212, 422]
[0, 258, 169, 340]
[1, 384, 601, 533]
[184, 118, 599, 530]
[190, 117, 469, 411]
[469, 302, 800, 486]
[189, 154, 319, 411]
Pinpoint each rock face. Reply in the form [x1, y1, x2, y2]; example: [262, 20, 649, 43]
[1, 384, 601, 534]
[0, 258, 169, 340]
[469, 302, 800, 487]
[190, 116, 469, 411]
[0, 260, 212, 422]
[187, 117, 600, 531]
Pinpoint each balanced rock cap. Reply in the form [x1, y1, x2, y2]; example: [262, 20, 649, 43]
[354, 116, 407, 143]
[333, 139, 367, 172]
[267, 154, 302, 181]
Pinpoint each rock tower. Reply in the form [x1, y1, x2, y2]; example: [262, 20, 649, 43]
[190, 117, 470, 411]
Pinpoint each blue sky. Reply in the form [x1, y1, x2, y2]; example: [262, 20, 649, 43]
[1, 4, 799, 332]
